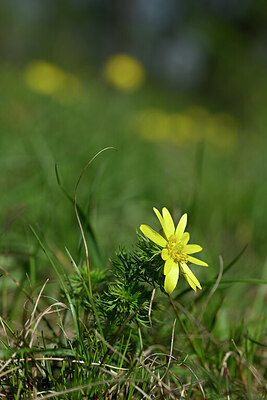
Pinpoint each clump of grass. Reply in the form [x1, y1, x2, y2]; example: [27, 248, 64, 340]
[0, 151, 266, 399]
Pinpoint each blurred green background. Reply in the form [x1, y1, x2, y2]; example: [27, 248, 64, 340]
[0, 1, 266, 322]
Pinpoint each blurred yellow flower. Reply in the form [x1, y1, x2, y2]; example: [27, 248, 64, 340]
[104, 53, 145, 91]
[135, 105, 238, 149]
[171, 113, 200, 145]
[140, 207, 208, 294]
[135, 108, 198, 146]
[24, 60, 82, 103]
[135, 108, 171, 141]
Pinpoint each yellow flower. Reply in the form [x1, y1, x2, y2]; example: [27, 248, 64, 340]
[24, 61, 67, 95]
[24, 60, 82, 103]
[104, 53, 145, 91]
[140, 207, 208, 294]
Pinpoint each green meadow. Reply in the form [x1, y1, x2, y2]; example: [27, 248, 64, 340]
[0, 62, 266, 398]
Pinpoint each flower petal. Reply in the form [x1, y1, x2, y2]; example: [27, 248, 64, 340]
[184, 244, 203, 254]
[184, 274, 197, 291]
[188, 256, 208, 267]
[181, 232, 190, 244]
[162, 207, 175, 238]
[153, 207, 164, 229]
[164, 258, 176, 275]
[181, 263, 202, 289]
[164, 265, 179, 294]
[161, 248, 170, 261]
[175, 213, 187, 240]
[140, 225, 167, 247]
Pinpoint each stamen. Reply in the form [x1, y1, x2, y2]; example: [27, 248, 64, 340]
[166, 235, 188, 263]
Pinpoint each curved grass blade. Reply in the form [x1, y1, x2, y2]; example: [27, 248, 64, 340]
[55, 162, 103, 269]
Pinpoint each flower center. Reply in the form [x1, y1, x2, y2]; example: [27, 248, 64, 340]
[167, 235, 188, 264]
